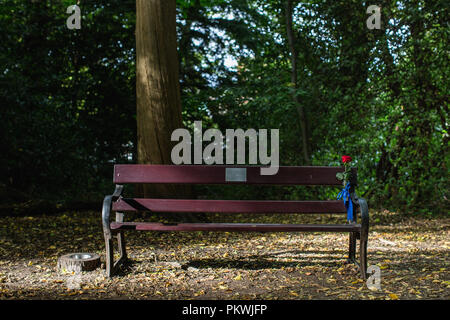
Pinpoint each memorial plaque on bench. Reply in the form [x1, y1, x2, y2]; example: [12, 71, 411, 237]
[225, 168, 247, 182]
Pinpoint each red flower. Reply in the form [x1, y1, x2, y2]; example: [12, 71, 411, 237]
[341, 155, 352, 163]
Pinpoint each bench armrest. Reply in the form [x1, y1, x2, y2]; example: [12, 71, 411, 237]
[357, 197, 369, 240]
[102, 185, 123, 237]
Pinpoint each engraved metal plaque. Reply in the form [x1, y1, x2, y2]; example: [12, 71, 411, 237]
[225, 168, 247, 182]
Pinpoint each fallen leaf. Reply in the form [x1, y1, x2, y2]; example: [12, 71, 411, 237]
[389, 293, 399, 300]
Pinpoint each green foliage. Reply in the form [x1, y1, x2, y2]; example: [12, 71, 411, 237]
[0, 0, 136, 201]
[181, 0, 448, 212]
[0, 0, 447, 213]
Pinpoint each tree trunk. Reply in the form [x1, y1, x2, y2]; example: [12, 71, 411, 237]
[136, 0, 184, 198]
[284, 0, 310, 165]
[136, 0, 203, 222]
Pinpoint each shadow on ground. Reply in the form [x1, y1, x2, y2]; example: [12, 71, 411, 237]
[0, 210, 448, 299]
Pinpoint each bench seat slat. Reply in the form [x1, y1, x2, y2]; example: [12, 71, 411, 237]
[114, 165, 348, 185]
[110, 222, 361, 232]
[112, 199, 347, 213]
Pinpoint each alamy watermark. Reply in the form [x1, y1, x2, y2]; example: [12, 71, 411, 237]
[66, 4, 381, 31]
[366, 5, 381, 30]
[171, 121, 279, 175]
[366, 265, 382, 290]
[66, 5, 81, 30]
[66, 274, 82, 290]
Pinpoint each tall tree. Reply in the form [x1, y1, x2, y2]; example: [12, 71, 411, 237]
[283, 0, 310, 165]
[136, 0, 183, 197]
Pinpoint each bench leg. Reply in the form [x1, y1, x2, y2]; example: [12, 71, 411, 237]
[102, 188, 126, 278]
[347, 232, 357, 263]
[104, 231, 128, 277]
[357, 197, 369, 280]
[105, 235, 114, 277]
[104, 213, 128, 277]
[359, 237, 368, 279]
[116, 212, 127, 261]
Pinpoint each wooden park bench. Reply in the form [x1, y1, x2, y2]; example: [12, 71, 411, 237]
[102, 165, 369, 278]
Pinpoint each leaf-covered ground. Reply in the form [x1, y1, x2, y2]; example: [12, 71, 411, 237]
[0, 210, 448, 300]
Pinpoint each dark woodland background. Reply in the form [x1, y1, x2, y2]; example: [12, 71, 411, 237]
[0, 0, 448, 215]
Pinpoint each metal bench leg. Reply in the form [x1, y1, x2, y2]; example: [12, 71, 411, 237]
[359, 239, 367, 280]
[359, 237, 368, 279]
[104, 231, 127, 277]
[105, 235, 114, 277]
[116, 212, 127, 262]
[103, 195, 115, 277]
[102, 185, 124, 277]
[347, 232, 356, 263]
[358, 198, 369, 280]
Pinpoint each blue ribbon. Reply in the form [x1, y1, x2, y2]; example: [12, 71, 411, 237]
[337, 182, 353, 222]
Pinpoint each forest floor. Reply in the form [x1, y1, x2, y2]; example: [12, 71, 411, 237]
[0, 209, 448, 300]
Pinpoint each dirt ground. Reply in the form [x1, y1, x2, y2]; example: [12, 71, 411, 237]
[0, 209, 448, 300]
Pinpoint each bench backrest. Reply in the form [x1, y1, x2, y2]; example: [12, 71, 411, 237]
[114, 165, 352, 185]
[112, 165, 356, 214]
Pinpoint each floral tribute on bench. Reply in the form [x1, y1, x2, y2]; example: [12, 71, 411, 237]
[336, 155, 355, 222]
